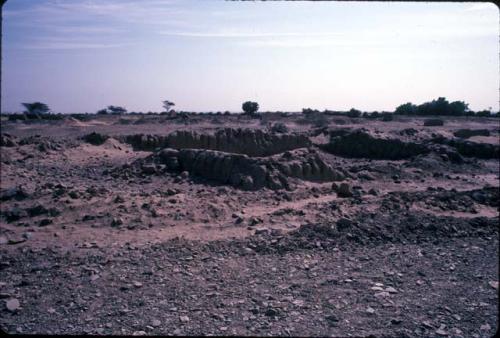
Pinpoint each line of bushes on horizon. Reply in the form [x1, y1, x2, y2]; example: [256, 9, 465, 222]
[394, 97, 497, 117]
[2, 97, 498, 121]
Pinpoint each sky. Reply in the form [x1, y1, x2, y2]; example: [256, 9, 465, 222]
[1, 0, 499, 113]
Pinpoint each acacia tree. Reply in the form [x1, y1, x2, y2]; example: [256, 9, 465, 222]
[107, 105, 127, 114]
[22, 102, 50, 115]
[162, 100, 175, 112]
[242, 101, 259, 115]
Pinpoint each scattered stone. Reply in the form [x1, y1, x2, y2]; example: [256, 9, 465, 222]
[336, 218, 352, 230]
[141, 164, 157, 175]
[8, 237, 26, 245]
[325, 314, 339, 327]
[480, 323, 491, 331]
[424, 119, 444, 127]
[435, 328, 448, 336]
[114, 195, 125, 203]
[179, 315, 190, 323]
[265, 308, 279, 317]
[337, 183, 353, 198]
[0, 186, 28, 201]
[6, 298, 20, 312]
[111, 217, 123, 227]
[39, 218, 52, 227]
[385, 286, 398, 293]
[488, 281, 498, 289]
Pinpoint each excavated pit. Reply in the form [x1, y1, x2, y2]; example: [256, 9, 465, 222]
[121, 128, 311, 156]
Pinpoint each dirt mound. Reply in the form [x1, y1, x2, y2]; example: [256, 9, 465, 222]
[122, 128, 311, 156]
[113, 148, 344, 190]
[433, 136, 499, 159]
[17, 135, 62, 152]
[285, 214, 498, 248]
[122, 134, 168, 151]
[0, 133, 18, 147]
[320, 130, 430, 160]
[82, 132, 109, 145]
[453, 129, 491, 139]
[423, 118, 444, 126]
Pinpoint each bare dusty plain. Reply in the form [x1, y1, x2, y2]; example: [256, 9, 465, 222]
[0, 112, 498, 336]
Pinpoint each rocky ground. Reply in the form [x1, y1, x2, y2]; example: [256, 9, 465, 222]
[0, 112, 498, 336]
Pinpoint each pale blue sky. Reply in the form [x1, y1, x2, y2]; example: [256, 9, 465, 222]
[2, 1, 499, 113]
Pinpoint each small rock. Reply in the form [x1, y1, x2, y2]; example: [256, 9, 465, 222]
[488, 281, 498, 289]
[39, 218, 52, 227]
[265, 308, 279, 317]
[152, 319, 161, 327]
[111, 217, 123, 227]
[114, 195, 125, 203]
[141, 164, 157, 175]
[366, 307, 375, 314]
[68, 191, 79, 199]
[133, 281, 143, 288]
[325, 314, 339, 327]
[385, 286, 398, 293]
[435, 328, 448, 336]
[336, 183, 353, 198]
[132, 331, 147, 336]
[391, 318, 402, 325]
[179, 315, 190, 323]
[255, 228, 269, 235]
[6, 298, 20, 312]
[336, 218, 352, 230]
[7, 237, 26, 245]
[480, 323, 491, 331]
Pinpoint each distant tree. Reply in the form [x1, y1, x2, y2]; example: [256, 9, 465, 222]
[395, 102, 418, 115]
[21, 102, 50, 115]
[381, 112, 393, 121]
[395, 98, 469, 116]
[242, 101, 259, 115]
[476, 110, 491, 117]
[448, 101, 469, 116]
[162, 100, 175, 112]
[107, 106, 127, 114]
[346, 108, 361, 118]
[96, 109, 108, 115]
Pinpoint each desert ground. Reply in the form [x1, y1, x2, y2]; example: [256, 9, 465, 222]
[0, 112, 498, 336]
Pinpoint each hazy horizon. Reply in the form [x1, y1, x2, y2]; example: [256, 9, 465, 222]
[2, 0, 499, 113]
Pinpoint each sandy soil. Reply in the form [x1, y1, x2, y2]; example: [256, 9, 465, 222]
[0, 113, 498, 336]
